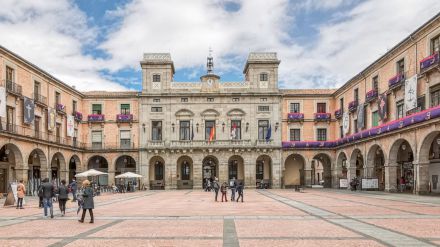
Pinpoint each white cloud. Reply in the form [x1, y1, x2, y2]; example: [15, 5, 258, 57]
[0, 0, 127, 91]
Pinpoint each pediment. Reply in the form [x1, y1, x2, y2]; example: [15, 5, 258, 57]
[227, 108, 246, 117]
[200, 109, 220, 117]
[175, 109, 194, 117]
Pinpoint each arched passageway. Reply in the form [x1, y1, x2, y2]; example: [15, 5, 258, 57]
[87, 155, 109, 185]
[177, 156, 193, 189]
[418, 131, 440, 194]
[367, 145, 385, 191]
[228, 155, 244, 185]
[0, 144, 23, 194]
[256, 155, 272, 188]
[69, 155, 80, 183]
[149, 156, 165, 190]
[389, 139, 414, 193]
[283, 154, 305, 188]
[312, 153, 332, 188]
[202, 156, 219, 189]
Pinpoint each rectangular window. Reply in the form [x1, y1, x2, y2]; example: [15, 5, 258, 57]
[34, 116, 41, 139]
[317, 103, 326, 113]
[231, 120, 241, 140]
[431, 88, 440, 107]
[260, 73, 268, 81]
[289, 129, 300, 141]
[256, 161, 264, 180]
[317, 128, 327, 141]
[72, 100, 77, 112]
[418, 96, 426, 111]
[153, 74, 161, 82]
[290, 103, 300, 113]
[258, 120, 269, 140]
[340, 98, 344, 114]
[340, 126, 343, 138]
[372, 76, 379, 92]
[232, 97, 240, 102]
[92, 104, 102, 114]
[396, 100, 404, 119]
[55, 92, 61, 105]
[372, 111, 379, 127]
[153, 98, 160, 102]
[151, 107, 162, 112]
[56, 123, 61, 143]
[152, 121, 162, 141]
[181, 98, 188, 102]
[6, 66, 14, 82]
[179, 121, 190, 140]
[121, 104, 130, 114]
[205, 120, 216, 140]
[354, 88, 359, 102]
[258, 105, 270, 112]
[120, 130, 131, 148]
[207, 97, 214, 102]
[431, 34, 440, 54]
[34, 81, 40, 95]
[354, 119, 358, 133]
[73, 129, 78, 147]
[91, 131, 102, 149]
[397, 59, 405, 74]
[6, 107, 14, 132]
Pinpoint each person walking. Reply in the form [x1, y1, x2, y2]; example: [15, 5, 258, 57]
[399, 177, 406, 192]
[69, 179, 78, 202]
[41, 178, 54, 219]
[212, 178, 219, 202]
[79, 180, 94, 224]
[229, 177, 237, 202]
[236, 182, 244, 203]
[16, 180, 26, 209]
[220, 182, 228, 202]
[57, 180, 69, 216]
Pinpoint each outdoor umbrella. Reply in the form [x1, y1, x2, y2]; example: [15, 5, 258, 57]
[115, 172, 143, 178]
[75, 169, 108, 178]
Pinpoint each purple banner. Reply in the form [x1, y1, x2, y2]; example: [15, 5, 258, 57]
[287, 112, 304, 120]
[88, 114, 105, 122]
[420, 53, 439, 70]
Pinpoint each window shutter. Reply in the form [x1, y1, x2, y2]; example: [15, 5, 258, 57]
[120, 130, 130, 139]
[91, 131, 102, 142]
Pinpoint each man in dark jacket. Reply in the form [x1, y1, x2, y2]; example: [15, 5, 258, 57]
[236, 182, 244, 203]
[69, 179, 77, 202]
[57, 180, 69, 216]
[229, 177, 237, 202]
[212, 178, 219, 202]
[41, 178, 54, 218]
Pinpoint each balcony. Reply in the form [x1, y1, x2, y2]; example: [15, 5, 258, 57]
[146, 140, 166, 148]
[334, 109, 342, 119]
[56, 103, 66, 115]
[85, 142, 137, 150]
[348, 100, 358, 113]
[88, 114, 105, 122]
[73, 111, 83, 122]
[287, 112, 304, 122]
[34, 93, 47, 106]
[365, 89, 378, 103]
[169, 139, 252, 148]
[116, 114, 133, 123]
[256, 139, 274, 146]
[314, 113, 331, 121]
[388, 73, 405, 90]
[420, 52, 439, 75]
[6, 80, 22, 96]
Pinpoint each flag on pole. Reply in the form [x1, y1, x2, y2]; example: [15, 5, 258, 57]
[265, 125, 272, 141]
[209, 126, 215, 142]
[191, 124, 194, 140]
[230, 122, 237, 139]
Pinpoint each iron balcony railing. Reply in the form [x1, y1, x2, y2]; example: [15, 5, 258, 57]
[84, 142, 137, 150]
[6, 80, 22, 96]
[169, 139, 253, 148]
[34, 93, 47, 106]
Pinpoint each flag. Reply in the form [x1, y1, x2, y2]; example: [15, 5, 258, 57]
[191, 124, 194, 140]
[405, 74, 417, 111]
[48, 108, 56, 131]
[209, 126, 215, 142]
[0, 87, 6, 118]
[266, 124, 272, 141]
[23, 96, 35, 124]
[378, 93, 388, 121]
[230, 122, 237, 139]
[342, 112, 350, 135]
[67, 115, 74, 137]
[357, 104, 365, 130]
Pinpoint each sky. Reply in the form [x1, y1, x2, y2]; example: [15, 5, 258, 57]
[0, 0, 439, 91]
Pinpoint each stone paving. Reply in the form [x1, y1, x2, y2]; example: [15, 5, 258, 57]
[1, 189, 440, 247]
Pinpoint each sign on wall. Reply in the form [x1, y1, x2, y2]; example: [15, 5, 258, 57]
[48, 108, 56, 131]
[339, 178, 348, 188]
[378, 93, 388, 121]
[23, 97, 35, 124]
[342, 112, 350, 135]
[0, 87, 6, 118]
[66, 115, 74, 137]
[361, 178, 379, 190]
[405, 74, 418, 111]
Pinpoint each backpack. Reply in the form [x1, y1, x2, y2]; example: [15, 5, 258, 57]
[37, 186, 43, 197]
[213, 181, 219, 189]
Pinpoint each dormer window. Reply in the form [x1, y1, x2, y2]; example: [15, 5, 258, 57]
[153, 74, 161, 82]
[260, 73, 268, 81]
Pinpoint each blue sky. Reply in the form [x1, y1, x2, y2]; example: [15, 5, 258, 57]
[0, 0, 439, 91]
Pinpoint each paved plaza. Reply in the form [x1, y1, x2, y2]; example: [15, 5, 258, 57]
[1, 189, 440, 247]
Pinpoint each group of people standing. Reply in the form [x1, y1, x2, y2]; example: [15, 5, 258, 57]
[208, 177, 244, 203]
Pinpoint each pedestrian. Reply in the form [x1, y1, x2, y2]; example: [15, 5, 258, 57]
[69, 178, 78, 202]
[41, 178, 54, 219]
[236, 182, 244, 203]
[399, 177, 405, 192]
[78, 179, 94, 224]
[212, 178, 219, 202]
[57, 180, 69, 216]
[221, 182, 228, 202]
[229, 177, 237, 202]
[38, 183, 44, 208]
[16, 180, 25, 209]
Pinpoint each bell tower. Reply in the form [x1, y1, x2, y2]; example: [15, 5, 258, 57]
[140, 53, 175, 93]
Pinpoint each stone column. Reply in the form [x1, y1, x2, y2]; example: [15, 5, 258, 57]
[416, 162, 430, 195]
[272, 160, 281, 189]
[347, 167, 356, 190]
[169, 159, 177, 190]
[385, 163, 398, 192]
[219, 161, 228, 184]
[332, 167, 340, 188]
[107, 170, 115, 186]
[245, 157, 256, 188]
[60, 169, 68, 183]
[304, 169, 312, 187]
[139, 151, 149, 190]
[365, 166, 375, 178]
[15, 168, 28, 183]
[193, 156, 202, 189]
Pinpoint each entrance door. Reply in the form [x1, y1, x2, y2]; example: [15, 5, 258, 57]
[0, 168, 6, 194]
[202, 164, 216, 188]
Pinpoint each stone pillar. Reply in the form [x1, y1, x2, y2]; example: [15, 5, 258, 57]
[169, 160, 177, 190]
[193, 157, 202, 189]
[385, 163, 398, 192]
[219, 161, 228, 184]
[332, 168, 340, 188]
[304, 169, 312, 187]
[40, 168, 49, 180]
[15, 168, 28, 183]
[60, 169, 68, 183]
[416, 162, 430, 195]
[107, 170, 115, 186]
[346, 167, 356, 190]
[245, 157, 256, 189]
[139, 151, 149, 190]
[271, 160, 281, 188]
[365, 166, 375, 178]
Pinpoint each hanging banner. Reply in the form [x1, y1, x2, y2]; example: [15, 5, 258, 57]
[48, 108, 56, 131]
[342, 112, 350, 135]
[0, 87, 6, 118]
[377, 93, 388, 121]
[23, 97, 35, 124]
[405, 74, 417, 111]
[66, 115, 74, 137]
[357, 104, 365, 130]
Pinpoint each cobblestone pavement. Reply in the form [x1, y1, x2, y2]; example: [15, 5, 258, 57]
[1, 189, 440, 247]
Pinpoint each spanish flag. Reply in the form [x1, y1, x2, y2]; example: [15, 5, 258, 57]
[209, 126, 215, 142]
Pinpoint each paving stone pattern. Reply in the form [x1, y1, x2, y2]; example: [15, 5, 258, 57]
[0, 189, 440, 246]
